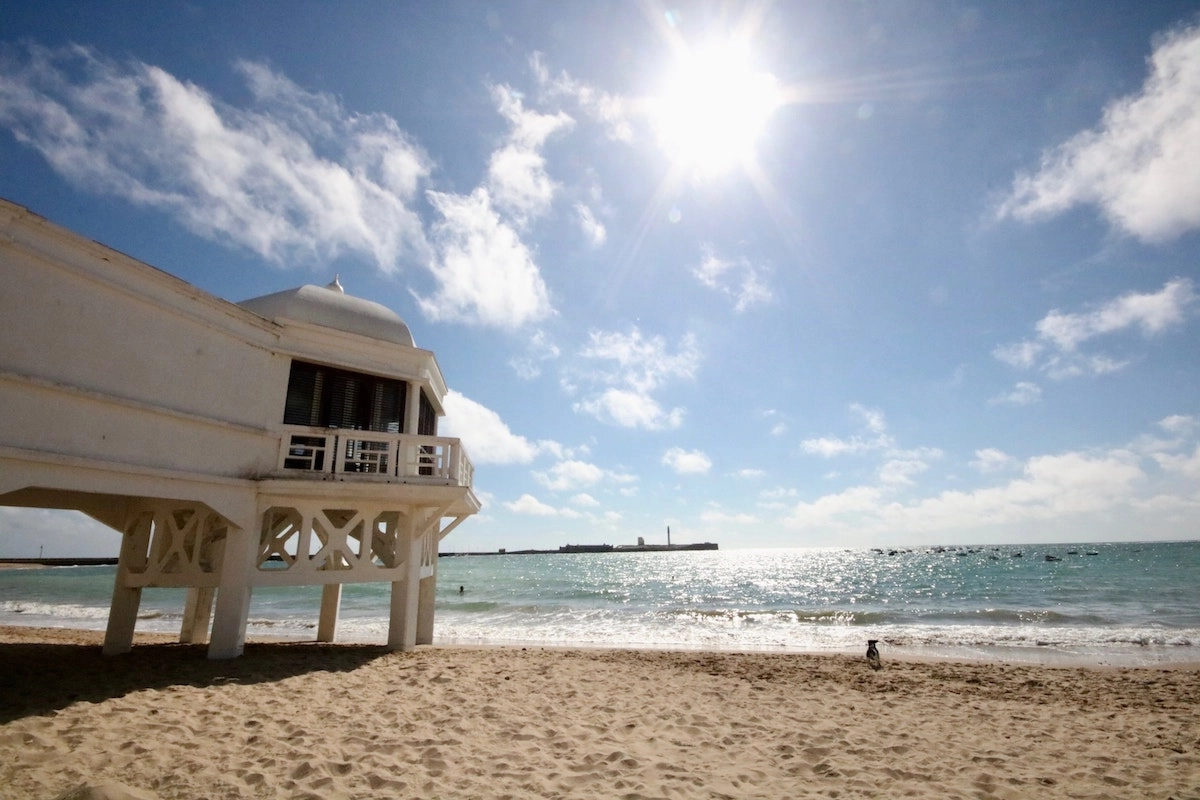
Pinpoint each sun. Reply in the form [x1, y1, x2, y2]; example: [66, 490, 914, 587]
[650, 38, 781, 178]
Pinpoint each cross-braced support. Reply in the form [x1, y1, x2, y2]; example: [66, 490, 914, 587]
[103, 501, 233, 655]
[96, 493, 462, 658]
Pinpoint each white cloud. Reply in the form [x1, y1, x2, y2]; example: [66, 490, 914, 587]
[530, 53, 633, 143]
[734, 468, 766, 479]
[1138, 415, 1200, 483]
[441, 390, 552, 465]
[801, 436, 865, 458]
[1160, 414, 1199, 436]
[896, 450, 1147, 528]
[992, 340, 1043, 370]
[1036, 278, 1195, 351]
[699, 508, 760, 526]
[994, 279, 1194, 380]
[504, 494, 560, 516]
[793, 407, 948, 509]
[778, 415, 1200, 543]
[509, 329, 562, 380]
[487, 84, 573, 226]
[0, 44, 432, 270]
[784, 411, 1198, 543]
[788, 451, 1140, 534]
[0, 44, 564, 332]
[1153, 443, 1200, 482]
[693, 246, 773, 312]
[785, 486, 886, 528]
[416, 81, 571, 328]
[971, 448, 1017, 473]
[487, 144, 557, 222]
[533, 459, 606, 492]
[575, 202, 607, 247]
[579, 328, 702, 392]
[1048, 354, 1130, 381]
[760, 409, 790, 438]
[801, 404, 894, 457]
[570, 328, 700, 430]
[997, 24, 1200, 242]
[854, 404, 888, 434]
[574, 388, 684, 430]
[879, 457, 929, 486]
[989, 381, 1042, 407]
[571, 493, 600, 508]
[662, 447, 712, 475]
[878, 446, 942, 487]
[418, 188, 553, 327]
[492, 83, 574, 151]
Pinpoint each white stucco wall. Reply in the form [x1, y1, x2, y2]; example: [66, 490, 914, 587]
[0, 198, 464, 492]
[0, 202, 288, 479]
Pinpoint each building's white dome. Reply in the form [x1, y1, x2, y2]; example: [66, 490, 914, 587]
[238, 279, 414, 347]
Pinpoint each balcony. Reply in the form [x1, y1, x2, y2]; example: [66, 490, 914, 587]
[276, 426, 473, 487]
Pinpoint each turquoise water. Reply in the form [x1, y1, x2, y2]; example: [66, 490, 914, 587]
[2, 542, 1198, 665]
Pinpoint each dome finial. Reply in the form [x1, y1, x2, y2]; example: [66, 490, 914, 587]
[326, 274, 344, 293]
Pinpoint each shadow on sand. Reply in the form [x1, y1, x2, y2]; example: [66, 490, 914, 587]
[0, 637, 399, 723]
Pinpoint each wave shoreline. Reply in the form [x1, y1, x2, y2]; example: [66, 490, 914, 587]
[2, 618, 1195, 669]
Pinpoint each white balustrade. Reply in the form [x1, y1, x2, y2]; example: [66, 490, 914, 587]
[277, 427, 472, 486]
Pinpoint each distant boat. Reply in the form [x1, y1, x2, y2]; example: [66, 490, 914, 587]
[1045, 554, 1061, 562]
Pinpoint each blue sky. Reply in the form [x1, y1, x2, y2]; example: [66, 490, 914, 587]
[1, 1, 1198, 556]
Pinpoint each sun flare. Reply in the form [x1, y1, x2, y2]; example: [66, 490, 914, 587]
[651, 39, 781, 178]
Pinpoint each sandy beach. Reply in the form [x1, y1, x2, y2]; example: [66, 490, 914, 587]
[1, 626, 1197, 800]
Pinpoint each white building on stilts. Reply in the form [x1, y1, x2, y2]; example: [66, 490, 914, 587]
[0, 199, 479, 658]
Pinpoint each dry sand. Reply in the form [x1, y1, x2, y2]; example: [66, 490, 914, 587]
[1, 626, 1197, 800]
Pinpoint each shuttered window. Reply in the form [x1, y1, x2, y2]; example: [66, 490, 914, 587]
[418, 388, 437, 436]
[373, 381, 403, 433]
[283, 360, 408, 432]
[283, 365, 322, 426]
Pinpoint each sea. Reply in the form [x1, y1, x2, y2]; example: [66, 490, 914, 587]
[2, 541, 1198, 667]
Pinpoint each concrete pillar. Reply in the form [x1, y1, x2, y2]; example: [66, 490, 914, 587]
[103, 509, 151, 655]
[387, 519, 422, 651]
[207, 520, 256, 659]
[317, 583, 342, 642]
[416, 558, 437, 645]
[405, 382, 421, 435]
[179, 587, 215, 644]
[102, 582, 142, 655]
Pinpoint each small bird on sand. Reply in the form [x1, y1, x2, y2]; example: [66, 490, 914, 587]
[866, 639, 882, 670]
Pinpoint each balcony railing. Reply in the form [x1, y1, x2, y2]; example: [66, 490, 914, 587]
[276, 427, 473, 487]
